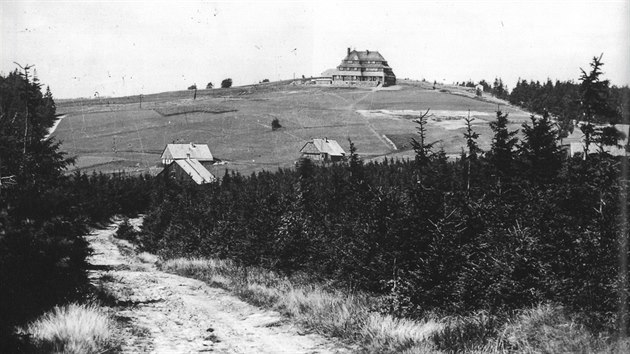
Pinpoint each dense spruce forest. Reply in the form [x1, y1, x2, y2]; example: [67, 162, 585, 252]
[139, 56, 629, 332]
[0, 69, 152, 348]
[462, 54, 629, 128]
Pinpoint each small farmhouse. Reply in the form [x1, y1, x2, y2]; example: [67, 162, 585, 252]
[158, 143, 216, 184]
[561, 123, 629, 157]
[330, 48, 396, 87]
[160, 143, 214, 166]
[300, 138, 346, 162]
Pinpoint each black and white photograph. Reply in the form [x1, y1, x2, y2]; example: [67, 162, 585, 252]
[1, 0, 629, 352]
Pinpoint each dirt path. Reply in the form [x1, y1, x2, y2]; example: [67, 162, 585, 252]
[87, 220, 352, 353]
[349, 90, 393, 150]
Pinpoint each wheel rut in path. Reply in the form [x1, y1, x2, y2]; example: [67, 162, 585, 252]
[87, 219, 352, 353]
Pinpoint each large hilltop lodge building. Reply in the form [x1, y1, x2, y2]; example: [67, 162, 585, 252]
[330, 48, 396, 87]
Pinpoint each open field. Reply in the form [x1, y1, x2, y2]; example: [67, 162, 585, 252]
[54, 80, 532, 176]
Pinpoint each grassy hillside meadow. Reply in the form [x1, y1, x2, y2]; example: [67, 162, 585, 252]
[54, 80, 532, 177]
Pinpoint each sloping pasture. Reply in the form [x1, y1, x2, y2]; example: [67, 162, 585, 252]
[54, 81, 530, 175]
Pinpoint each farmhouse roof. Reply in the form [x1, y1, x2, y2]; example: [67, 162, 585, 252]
[300, 138, 346, 157]
[161, 143, 213, 161]
[173, 159, 216, 184]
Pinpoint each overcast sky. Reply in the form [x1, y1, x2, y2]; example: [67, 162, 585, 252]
[1, 1, 628, 98]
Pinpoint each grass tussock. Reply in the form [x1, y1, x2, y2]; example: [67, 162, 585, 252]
[21, 303, 116, 354]
[432, 304, 627, 353]
[495, 304, 622, 353]
[162, 257, 442, 353]
[162, 257, 626, 353]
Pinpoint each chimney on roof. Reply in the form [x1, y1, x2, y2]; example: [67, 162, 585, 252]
[347, 47, 350, 55]
[325, 137, 328, 142]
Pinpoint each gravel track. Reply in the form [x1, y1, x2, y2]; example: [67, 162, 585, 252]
[87, 220, 351, 353]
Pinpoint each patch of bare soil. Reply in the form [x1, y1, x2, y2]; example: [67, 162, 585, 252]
[87, 220, 351, 353]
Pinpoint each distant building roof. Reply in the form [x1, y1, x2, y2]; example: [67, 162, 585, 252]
[562, 123, 629, 157]
[343, 49, 386, 62]
[161, 143, 214, 161]
[563, 123, 629, 144]
[300, 138, 346, 157]
[173, 159, 216, 184]
[321, 68, 338, 77]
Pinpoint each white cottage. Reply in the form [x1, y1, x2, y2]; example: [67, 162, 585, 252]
[300, 138, 346, 162]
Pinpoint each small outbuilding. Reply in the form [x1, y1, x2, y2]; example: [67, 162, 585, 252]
[300, 138, 346, 162]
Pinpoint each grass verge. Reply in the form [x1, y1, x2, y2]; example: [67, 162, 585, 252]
[19, 303, 116, 354]
[162, 257, 440, 353]
[161, 257, 628, 353]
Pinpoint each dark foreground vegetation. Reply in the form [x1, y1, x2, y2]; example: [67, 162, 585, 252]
[138, 57, 630, 348]
[0, 69, 152, 350]
[142, 145, 626, 320]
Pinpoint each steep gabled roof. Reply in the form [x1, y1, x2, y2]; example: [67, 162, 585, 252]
[300, 138, 346, 157]
[173, 159, 216, 184]
[300, 141, 321, 154]
[161, 143, 213, 161]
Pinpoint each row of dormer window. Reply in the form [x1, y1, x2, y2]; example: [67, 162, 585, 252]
[339, 67, 383, 72]
[343, 60, 384, 64]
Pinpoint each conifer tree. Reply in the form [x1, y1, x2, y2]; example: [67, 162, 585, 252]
[410, 109, 435, 166]
[519, 112, 563, 183]
[348, 139, 364, 183]
[463, 113, 481, 160]
[578, 54, 619, 157]
[462, 112, 481, 193]
[488, 110, 518, 177]
[0, 68, 82, 340]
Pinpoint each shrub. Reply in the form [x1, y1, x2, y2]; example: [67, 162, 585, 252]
[221, 78, 232, 88]
[115, 217, 138, 241]
[271, 118, 282, 131]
